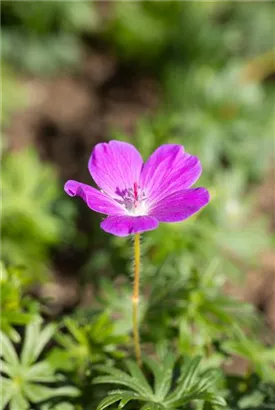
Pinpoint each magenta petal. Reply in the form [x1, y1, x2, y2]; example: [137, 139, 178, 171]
[88, 140, 143, 198]
[100, 215, 159, 237]
[64, 180, 125, 215]
[149, 188, 210, 222]
[140, 144, 202, 204]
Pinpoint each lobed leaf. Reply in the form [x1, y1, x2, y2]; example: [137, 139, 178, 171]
[93, 375, 151, 397]
[0, 378, 13, 410]
[0, 359, 12, 377]
[165, 356, 202, 404]
[154, 353, 176, 400]
[32, 323, 56, 363]
[140, 403, 163, 410]
[0, 331, 18, 366]
[9, 393, 29, 410]
[23, 383, 79, 403]
[126, 360, 153, 395]
[21, 319, 41, 365]
[26, 361, 56, 383]
[96, 393, 123, 410]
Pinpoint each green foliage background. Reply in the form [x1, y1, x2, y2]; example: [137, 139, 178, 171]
[1, 1, 275, 410]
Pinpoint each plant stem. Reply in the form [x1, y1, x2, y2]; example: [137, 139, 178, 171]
[132, 233, 142, 367]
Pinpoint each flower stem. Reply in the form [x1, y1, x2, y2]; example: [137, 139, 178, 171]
[132, 233, 142, 367]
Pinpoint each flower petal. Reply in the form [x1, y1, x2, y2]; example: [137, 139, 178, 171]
[64, 180, 125, 215]
[140, 144, 202, 204]
[100, 215, 159, 237]
[88, 140, 143, 198]
[149, 188, 210, 222]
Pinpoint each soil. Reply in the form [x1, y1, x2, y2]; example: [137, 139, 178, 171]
[7, 48, 159, 182]
[5, 46, 275, 331]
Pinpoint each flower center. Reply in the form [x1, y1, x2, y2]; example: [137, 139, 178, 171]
[115, 182, 148, 216]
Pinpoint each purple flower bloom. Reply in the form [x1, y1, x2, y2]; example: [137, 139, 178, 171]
[64, 141, 210, 237]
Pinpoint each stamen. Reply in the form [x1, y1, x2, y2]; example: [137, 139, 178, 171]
[115, 182, 147, 215]
[133, 182, 138, 201]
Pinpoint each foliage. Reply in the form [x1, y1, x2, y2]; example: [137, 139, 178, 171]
[109, 157, 271, 288]
[225, 374, 275, 410]
[41, 404, 76, 410]
[96, 262, 257, 358]
[0, 319, 79, 410]
[2, 2, 274, 76]
[98, 278, 147, 335]
[1, 148, 76, 276]
[106, 1, 274, 283]
[48, 312, 128, 376]
[94, 352, 226, 410]
[222, 327, 275, 383]
[0, 262, 39, 342]
[105, 2, 274, 66]
[106, 4, 274, 281]
[162, 65, 273, 182]
[1, 2, 275, 410]
[104, 1, 183, 64]
[95, 262, 275, 393]
[1, 0, 99, 75]
[145, 260, 256, 352]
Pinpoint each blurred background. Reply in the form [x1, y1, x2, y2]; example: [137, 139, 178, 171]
[1, 1, 275, 337]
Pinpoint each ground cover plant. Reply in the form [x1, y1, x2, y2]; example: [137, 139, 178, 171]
[1, 2, 275, 410]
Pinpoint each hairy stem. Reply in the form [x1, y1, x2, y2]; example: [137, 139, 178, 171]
[132, 233, 142, 367]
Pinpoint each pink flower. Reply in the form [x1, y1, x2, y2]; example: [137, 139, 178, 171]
[64, 141, 210, 236]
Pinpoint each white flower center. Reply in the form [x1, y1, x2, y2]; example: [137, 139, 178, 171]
[115, 182, 148, 216]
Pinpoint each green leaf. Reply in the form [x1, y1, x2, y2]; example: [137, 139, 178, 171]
[20, 318, 41, 365]
[2, 318, 79, 410]
[140, 403, 163, 410]
[202, 392, 227, 407]
[26, 361, 56, 382]
[142, 352, 175, 401]
[95, 365, 133, 380]
[32, 323, 56, 363]
[165, 356, 202, 404]
[0, 359, 12, 376]
[9, 393, 29, 410]
[0, 331, 18, 366]
[63, 317, 87, 345]
[154, 367, 173, 402]
[2, 311, 34, 326]
[23, 383, 79, 402]
[94, 351, 227, 409]
[180, 356, 202, 390]
[196, 369, 221, 392]
[0, 378, 13, 410]
[154, 353, 175, 400]
[93, 375, 151, 397]
[118, 391, 141, 408]
[96, 393, 123, 410]
[21, 319, 55, 365]
[126, 360, 152, 395]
